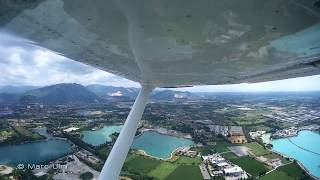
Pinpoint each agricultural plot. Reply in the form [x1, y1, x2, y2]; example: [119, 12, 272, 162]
[148, 162, 178, 179]
[164, 165, 203, 180]
[258, 170, 294, 180]
[277, 163, 307, 179]
[245, 142, 270, 156]
[124, 155, 161, 174]
[230, 156, 268, 177]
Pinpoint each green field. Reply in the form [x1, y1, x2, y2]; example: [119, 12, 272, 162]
[230, 156, 268, 177]
[212, 143, 230, 153]
[277, 163, 307, 179]
[262, 153, 280, 159]
[191, 141, 229, 155]
[175, 156, 202, 165]
[164, 165, 202, 180]
[97, 147, 110, 160]
[191, 146, 214, 155]
[259, 170, 294, 180]
[148, 162, 177, 179]
[122, 154, 204, 180]
[233, 112, 266, 125]
[245, 142, 270, 156]
[123, 154, 161, 174]
[221, 152, 238, 159]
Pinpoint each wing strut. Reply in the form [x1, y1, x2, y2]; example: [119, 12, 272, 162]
[99, 84, 153, 180]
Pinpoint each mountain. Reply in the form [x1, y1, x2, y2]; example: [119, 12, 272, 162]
[0, 85, 38, 94]
[0, 83, 197, 104]
[20, 83, 99, 104]
[86, 84, 139, 99]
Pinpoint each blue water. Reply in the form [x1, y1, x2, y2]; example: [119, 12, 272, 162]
[81, 125, 122, 146]
[82, 125, 194, 159]
[272, 130, 320, 178]
[132, 131, 194, 159]
[0, 140, 71, 166]
[0, 128, 71, 166]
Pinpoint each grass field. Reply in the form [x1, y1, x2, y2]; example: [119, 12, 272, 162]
[277, 163, 306, 178]
[245, 142, 270, 156]
[221, 152, 238, 159]
[234, 112, 266, 125]
[230, 156, 268, 177]
[124, 154, 161, 174]
[97, 147, 110, 160]
[14, 126, 33, 137]
[175, 156, 202, 165]
[164, 165, 203, 180]
[148, 162, 177, 179]
[212, 143, 229, 153]
[192, 141, 229, 155]
[148, 156, 202, 179]
[258, 170, 294, 180]
[262, 153, 280, 159]
[123, 154, 204, 179]
[191, 146, 215, 155]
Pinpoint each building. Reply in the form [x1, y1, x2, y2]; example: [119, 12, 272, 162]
[63, 127, 79, 133]
[224, 166, 246, 177]
[228, 126, 247, 144]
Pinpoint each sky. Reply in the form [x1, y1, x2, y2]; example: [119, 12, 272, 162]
[0, 32, 320, 92]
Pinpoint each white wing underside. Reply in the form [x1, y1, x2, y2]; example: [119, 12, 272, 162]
[1, 0, 320, 87]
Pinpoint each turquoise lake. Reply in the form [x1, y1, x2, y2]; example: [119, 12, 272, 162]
[81, 125, 122, 146]
[272, 130, 320, 178]
[132, 131, 194, 159]
[0, 128, 71, 166]
[81, 125, 194, 159]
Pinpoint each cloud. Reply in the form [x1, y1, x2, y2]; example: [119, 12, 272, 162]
[0, 32, 140, 87]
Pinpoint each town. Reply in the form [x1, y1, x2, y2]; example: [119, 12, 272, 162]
[0, 88, 320, 180]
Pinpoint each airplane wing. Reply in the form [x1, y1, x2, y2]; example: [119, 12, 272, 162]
[1, 0, 320, 87]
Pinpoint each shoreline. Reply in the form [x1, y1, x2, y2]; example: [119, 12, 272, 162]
[139, 127, 192, 139]
[270, 131, 320, 179]
[272, 128, 319, 139]
[134, 146, 189, 161]
[271, 149, 319, 180]
[133, 127, 194, 161]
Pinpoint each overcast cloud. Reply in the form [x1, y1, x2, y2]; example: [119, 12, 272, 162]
[0, 32, 319, 92]
[0, 32, 139, 87]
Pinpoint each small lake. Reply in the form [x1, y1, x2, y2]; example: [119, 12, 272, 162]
[272, 130, 320, 178]
[132, 131, 194, 159]
[81, 125, 122, 146]
[81, 125, 194, 159]
[0, 128, 71, 166]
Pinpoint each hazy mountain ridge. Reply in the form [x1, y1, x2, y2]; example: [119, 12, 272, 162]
[0, 83, 319, 105]
[0, 85, 38, 94]
[86, 84, 139, 99]
[20, 83, 99, 104]
[0, 84, 195, 104]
